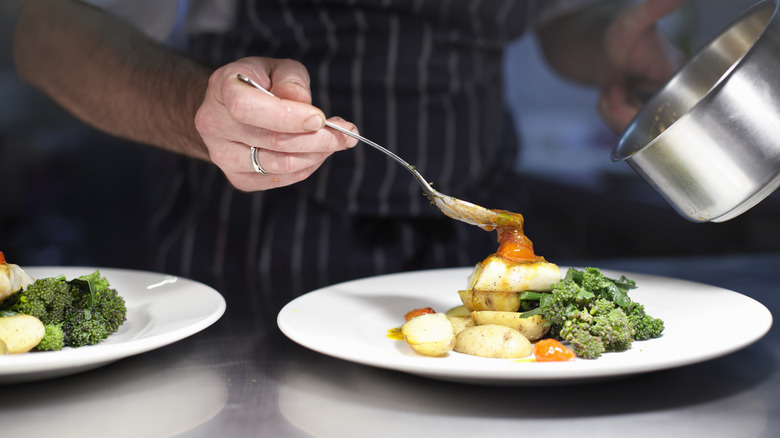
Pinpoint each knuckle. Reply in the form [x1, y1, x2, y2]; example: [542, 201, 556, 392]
[194, 105, 217, 133]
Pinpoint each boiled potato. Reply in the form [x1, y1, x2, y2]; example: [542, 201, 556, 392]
[458, 289, 520, 312]
[453, 324, 532, 359]
[0, 339, 7, 355]
[0, 314, 45, 354]
[402, 313, 455, 357]
[447, 316, 473, 335]
[471, 311, 550, 341]
[445, 306, 475, 335]
[445, 305, 471, 318]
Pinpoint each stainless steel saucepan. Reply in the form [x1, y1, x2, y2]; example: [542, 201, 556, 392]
[613, 0, 780, 222]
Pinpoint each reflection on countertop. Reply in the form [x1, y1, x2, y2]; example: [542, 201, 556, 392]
[277, 345, 772, 438]
[0, 347, 228, 437]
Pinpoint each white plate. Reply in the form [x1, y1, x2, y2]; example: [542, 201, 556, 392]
[277, 267, 773, 384]
[0, 267, 226, 384]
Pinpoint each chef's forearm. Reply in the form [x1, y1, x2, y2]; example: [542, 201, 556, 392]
[13, 0, 212, 160]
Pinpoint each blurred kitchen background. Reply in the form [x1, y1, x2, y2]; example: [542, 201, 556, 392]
[1, 0, 778, 271]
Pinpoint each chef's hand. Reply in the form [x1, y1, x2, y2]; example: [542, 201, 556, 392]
[195, 57, 358, 192]
[598, 0, 687, 133]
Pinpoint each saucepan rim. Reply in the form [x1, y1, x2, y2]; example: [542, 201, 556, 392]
[612, 0, 779, 162]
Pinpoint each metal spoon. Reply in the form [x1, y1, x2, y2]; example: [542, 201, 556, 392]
[236, 73, 523, 230]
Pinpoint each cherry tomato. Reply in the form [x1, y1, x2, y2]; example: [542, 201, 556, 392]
[404, 307, 435, 321]
[533, 339, 576, 362]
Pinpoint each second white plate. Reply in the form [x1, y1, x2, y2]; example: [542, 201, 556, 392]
[278, 267, 773, 385]
[0, 267, 226, 384]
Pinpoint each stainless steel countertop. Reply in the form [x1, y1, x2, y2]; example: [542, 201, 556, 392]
[1, 253, 777, 438]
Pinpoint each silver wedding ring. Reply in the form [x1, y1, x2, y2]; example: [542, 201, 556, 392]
[250, 146, 270, 174]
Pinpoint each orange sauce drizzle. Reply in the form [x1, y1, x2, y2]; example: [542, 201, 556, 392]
[478, 209, 541, 263]
[496, 227, 538, 263]
[386, 327, 404, 340]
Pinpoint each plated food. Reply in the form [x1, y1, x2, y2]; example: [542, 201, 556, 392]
[0, 266, 226, 384]
[398, 211, 664, 361]
[0, 251, 127, 354]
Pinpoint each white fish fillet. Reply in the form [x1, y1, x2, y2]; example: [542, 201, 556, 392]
[468, 255, 560, 292]
[0, 263, 34, 303]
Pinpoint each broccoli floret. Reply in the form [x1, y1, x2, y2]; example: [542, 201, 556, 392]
[558, 312, 606, 359]
[563, 330, 605, 359]
[35, 324, 65, 351]
[580, 268, 613, 293]
[592, 308, 633, 351]
[0, 276, 73, 324]
[589, 297, 616, 316]
[62, 271, 126, 347]
[541, 278, 595, 326]
[70, 272, 127, 334]
[92, 286, 126, 334]
[625, 302, 665, 340]
[577, 297, 632, 351]
[555, 303, 633, 358]
[62, 309, 112, 347]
